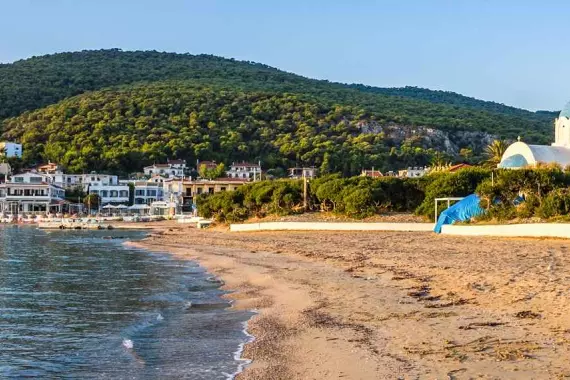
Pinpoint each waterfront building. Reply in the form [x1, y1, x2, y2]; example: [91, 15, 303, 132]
[288, 167, 318, 179]
[0, 172, 66, 214]
[88, 183, 129, 205]
[179, 178, 249, 212]
[0, 142, 22, 158]
[49, 172, 119, 190]
[226, 161, 262, 180]
[133, 180, 164, 205]
[500, 101, 570, 168]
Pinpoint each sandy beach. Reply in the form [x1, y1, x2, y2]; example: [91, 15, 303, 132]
[132, 223, 570, 379]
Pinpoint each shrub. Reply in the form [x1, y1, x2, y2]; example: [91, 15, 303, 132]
[537, 188, 570, 219]
[415, 168, 491, 218]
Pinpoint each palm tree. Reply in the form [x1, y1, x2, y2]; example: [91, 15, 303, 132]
[484, 140, 508, 167]
[430, 151, 448, 168]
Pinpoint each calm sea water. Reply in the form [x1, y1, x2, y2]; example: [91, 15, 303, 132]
[0, 226, 253, 379]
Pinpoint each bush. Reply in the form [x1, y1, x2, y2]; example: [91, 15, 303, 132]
[415, 168, 491, 218]
[538, 188, 570, 219]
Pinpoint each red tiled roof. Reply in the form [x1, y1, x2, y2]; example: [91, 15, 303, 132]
[231, 162, 260, 168]
[167, 159, 186, 165]
[362, 170, 383, 178]
[448, 163, 472, 172]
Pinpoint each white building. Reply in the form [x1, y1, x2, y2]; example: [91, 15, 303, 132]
[399, 166, 429, 178]
[0, 142, 22, 158]
[288, 167, 318, 179]
[133, 180, 164, 205]
[0, 172, 66, 214]
[48, 172, 119, 190]
[88, 183, 129, 205]
[143, 159, 187, 178]
[226, 162, 261, 180]
[500, 102, 570, 168]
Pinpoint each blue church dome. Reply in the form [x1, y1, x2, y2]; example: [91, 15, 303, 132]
[560, 102, 570, 118]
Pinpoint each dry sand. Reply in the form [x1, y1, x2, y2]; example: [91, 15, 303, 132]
[132, 224, 570, 379]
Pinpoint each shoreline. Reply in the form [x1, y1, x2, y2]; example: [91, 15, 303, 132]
[126, 222, 570, 379]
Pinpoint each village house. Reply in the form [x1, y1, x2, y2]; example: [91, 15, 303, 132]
[0, 172, 66, 214]
[196, 160, 218, 170]
[178, 178, 249, 212]
[48, 172, 120, 190]
[226, 161, 262, 180]
[35, 162, 62, 174]
[398, 166, 429, 178]
[289, 167, 318, 179]
[0, 142, 22, 158]
[361, 169, 383, 178]
[143, 159, 187, 178]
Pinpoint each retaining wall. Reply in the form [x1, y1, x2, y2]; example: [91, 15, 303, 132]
[441, 223, 570, 239]
[230, 222, 433, 232]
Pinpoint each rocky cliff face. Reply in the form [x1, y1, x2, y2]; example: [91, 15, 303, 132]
[357, 121, 496, 155]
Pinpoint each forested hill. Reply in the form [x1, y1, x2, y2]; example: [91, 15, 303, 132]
[349, 85, 558, 123]
[0, 49, 556, 143]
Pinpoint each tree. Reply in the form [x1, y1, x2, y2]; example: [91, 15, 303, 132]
[83, 193, 101, 210]
[459, 148, 473, 162]
[484, 140, 508, 167]
[199, 162, 226, 179]
[430, 151, 448, 167]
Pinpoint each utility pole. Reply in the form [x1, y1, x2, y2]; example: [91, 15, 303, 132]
[303, 170, 308, 211]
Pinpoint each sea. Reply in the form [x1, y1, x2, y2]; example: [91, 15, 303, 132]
[0, 226, 253, 379]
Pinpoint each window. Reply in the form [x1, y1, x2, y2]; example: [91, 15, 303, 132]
[220, 187, 226, 191]
[110, 191, 118, 198]
[135, 190, 145, 196]
[208, 187, 214, 194]
[147, 190, 157, 197]
[14, 177, 24, 183]
[197, 188, 203, 194]
[120, 190, 128, 197]
[100, 190, 109, 198]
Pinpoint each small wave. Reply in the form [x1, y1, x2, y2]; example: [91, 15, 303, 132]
[225, 313, 257, 380]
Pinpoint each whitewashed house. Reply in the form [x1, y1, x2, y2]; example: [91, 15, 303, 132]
[0, 142, 22, 158]
[288, 167, 317, 179]
[0, 172, 66, 214]
[226, 162, 261, 180]
[143, 159, 187, 178]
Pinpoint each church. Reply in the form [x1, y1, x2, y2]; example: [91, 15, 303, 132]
[499, 102, 570, 168]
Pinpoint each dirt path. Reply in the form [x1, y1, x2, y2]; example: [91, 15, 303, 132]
[135, 225, 570, 379]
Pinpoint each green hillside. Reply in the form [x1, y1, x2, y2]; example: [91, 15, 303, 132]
[2, 83, 443, 175]
[0, 49, 556, 144]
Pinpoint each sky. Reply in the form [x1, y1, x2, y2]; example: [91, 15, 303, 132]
[1, 0, 568, 111]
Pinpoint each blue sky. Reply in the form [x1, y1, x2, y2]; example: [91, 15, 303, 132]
[1, 0, 568, 110]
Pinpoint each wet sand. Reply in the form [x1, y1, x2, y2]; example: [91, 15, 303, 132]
[133, 224, 570, 379]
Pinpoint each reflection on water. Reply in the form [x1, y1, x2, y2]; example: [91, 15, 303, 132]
[0, 226, 252, 379]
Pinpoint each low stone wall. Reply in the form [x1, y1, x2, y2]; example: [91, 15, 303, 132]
[230, 222, 434, 232]
[441, 223, 570, 239]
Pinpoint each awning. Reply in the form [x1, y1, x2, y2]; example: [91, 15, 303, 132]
[102, 204, 117, 209]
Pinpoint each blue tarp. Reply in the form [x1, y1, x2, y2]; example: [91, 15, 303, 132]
[434, 194, 485, 233]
